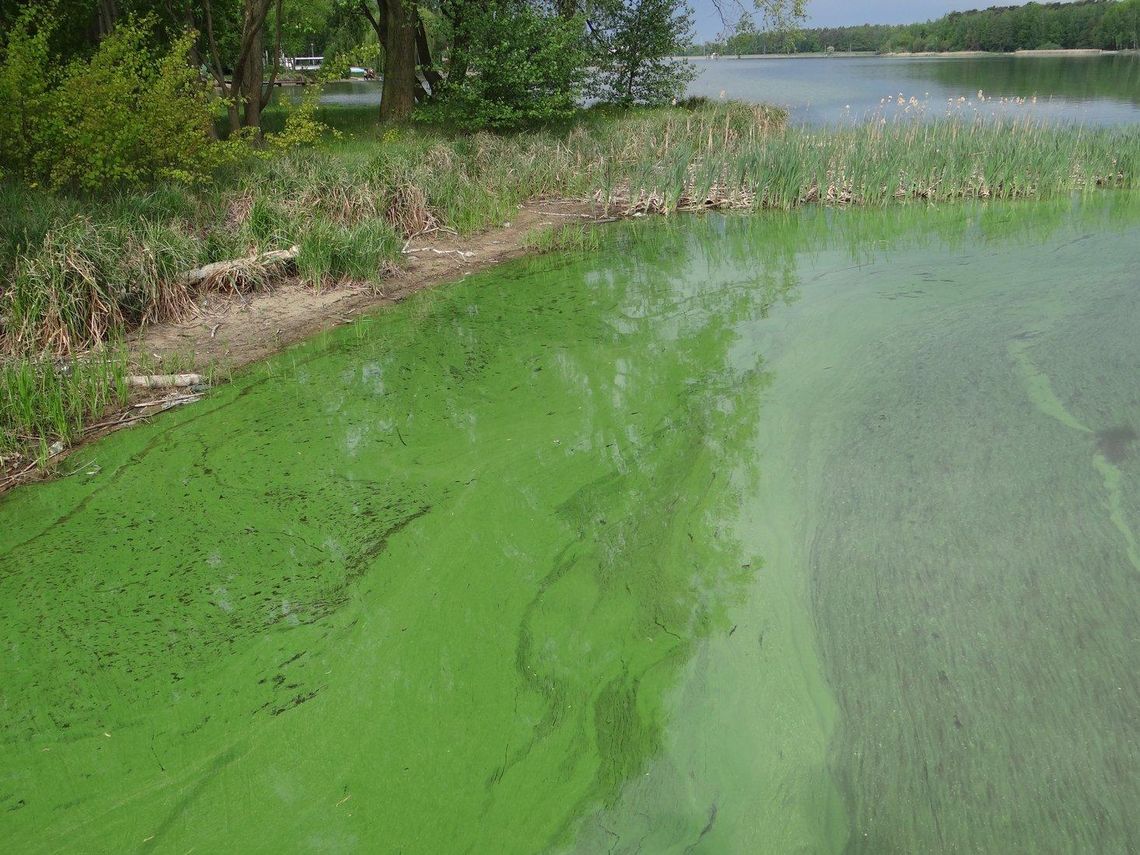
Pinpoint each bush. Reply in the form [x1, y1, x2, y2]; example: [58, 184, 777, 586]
[0, 10, 54, 181]
[47, 20, 217, 189]
[267, 89, 338, 151]
[0, 15, 220, 190]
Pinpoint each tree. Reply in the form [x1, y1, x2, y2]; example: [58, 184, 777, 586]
[420, 1, 586, 129]
[358, 0, 419, 121]
[198, 0, 282, 133]
[588, 0, 696, 103]
[707, 0, 805, 58]
[361, 0, 586, 124]
[709, 0, 807, 44]
[1103, 0, 1140, 50]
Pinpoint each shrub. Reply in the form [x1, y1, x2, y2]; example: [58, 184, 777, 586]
[0, 10, 54, 181]
[44, 20, 216, 190]
[0, 15, 221, 190]
[267, 89, 339, 151]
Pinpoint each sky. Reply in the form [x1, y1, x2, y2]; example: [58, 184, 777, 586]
[691, 1, 1052, 41]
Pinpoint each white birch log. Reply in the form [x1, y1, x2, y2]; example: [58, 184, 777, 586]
[183, 245, 300, 285]
[126, 374, 204, 389]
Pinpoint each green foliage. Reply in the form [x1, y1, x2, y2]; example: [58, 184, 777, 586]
[0, 10, 54, 182]
[48, 21, 216, 189]
[419, 2, 587, 131]
[267, 90, 339, 151]
[589, 0, 698, 105]
[317, 52, 352, 81]
[1103, 0, 1140, 49]
[0, 15, 221, 190]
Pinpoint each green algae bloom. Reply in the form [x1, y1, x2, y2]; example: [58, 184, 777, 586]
[3, 195, 1140, 853]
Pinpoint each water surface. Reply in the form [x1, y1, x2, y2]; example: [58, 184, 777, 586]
[300, 53, 1140, 127]
[689, 53, 1140, 125]
[2, 196, 1140, 852]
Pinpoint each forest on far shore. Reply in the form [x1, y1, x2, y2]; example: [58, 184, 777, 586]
[692, 0, 1140, 55]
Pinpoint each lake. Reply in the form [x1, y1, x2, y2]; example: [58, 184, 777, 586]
[303, 54, 1140, 127]
[2, 194, 1139, 852]
[691, 53, 1140, 125]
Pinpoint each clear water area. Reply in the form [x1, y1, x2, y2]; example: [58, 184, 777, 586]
[2, 195, 1140, 853]
[687, 53, 1140, 125]
[300, 54, 1140, 127]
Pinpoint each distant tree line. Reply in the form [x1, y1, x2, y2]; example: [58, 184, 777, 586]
[692, 0, 1140, 55]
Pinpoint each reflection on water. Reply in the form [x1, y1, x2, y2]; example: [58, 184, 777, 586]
[688, 53, 1140, 125]
[283, 79, 385, 107]
[2, 195, 1140, 852]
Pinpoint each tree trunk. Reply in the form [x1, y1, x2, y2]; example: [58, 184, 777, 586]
[415, 11, 443, 93]
[96, 0, 119, 37]
[380, 0, 417, 121]
[259, 0, 284, 111]
[242, 22, 264, 130]
[201, 0, 273, 133]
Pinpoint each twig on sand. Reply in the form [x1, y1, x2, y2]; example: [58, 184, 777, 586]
[131, 394, 203, 409]
[402, 247, 475, 260]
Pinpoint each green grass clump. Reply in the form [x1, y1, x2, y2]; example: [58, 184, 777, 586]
[0, 351, 128, 459]
[297, 218, 402, 285]
[4, 214, 201, 355]
[522, 223, 604, 255]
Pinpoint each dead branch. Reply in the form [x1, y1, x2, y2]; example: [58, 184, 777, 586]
[126, 374, 204, 389]
[183, 245, 299, 287]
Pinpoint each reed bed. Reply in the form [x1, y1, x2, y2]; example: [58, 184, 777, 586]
[2, 100, 1139, 464]
[0, 351, 129, 461]
[5, 103, 1137, 358]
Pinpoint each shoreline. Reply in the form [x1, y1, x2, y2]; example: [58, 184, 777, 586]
[687, 48, 1127, 60]
[0, 200, 609, 494]
[4, 105, 1137, 494]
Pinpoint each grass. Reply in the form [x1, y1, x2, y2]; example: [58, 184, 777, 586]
[0, 350, 129, 461]
[3, 98, 1140, 474]
[522, 223, 605, 255]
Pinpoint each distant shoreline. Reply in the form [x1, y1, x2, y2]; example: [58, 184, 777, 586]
[686, 48, 1131, 60]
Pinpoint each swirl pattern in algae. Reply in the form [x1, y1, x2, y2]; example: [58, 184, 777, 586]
[2, 195, 1140, 853]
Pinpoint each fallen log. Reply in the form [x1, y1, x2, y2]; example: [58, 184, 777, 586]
[126, 374, 204, 389]
[183, 245, 300, 287]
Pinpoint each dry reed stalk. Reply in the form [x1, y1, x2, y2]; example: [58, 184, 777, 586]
[385, 182, 437, 237]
